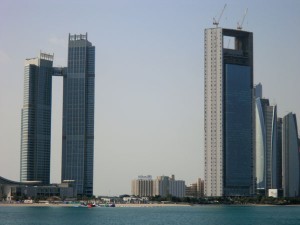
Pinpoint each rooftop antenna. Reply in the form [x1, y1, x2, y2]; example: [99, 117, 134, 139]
[237, 8, 248, 30]
[213, 4, 227, 28]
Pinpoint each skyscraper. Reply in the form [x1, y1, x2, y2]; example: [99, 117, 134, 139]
[255, 97, 279, 194]
[20, 34, 95, 197]
[276, 117, 283, 190]
[204, 28, 253, 196]
[282, 113, 300, 197]
[20, 53, 54, 184]
[254, 83, 262, 99]
[61, 33, 95, 197]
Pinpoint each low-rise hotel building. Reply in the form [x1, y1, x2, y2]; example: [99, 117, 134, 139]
[131, 175, 185, 198]
[131, 175, 153, 197]
[186, 178, 204, 198]
[0, 176, 75, 201]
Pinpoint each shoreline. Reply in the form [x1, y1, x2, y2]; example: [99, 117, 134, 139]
[1, 202, 299, 207]
[0, 203, 190, 208]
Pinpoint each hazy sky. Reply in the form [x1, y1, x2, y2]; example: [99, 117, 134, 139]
[0, 0, 299, 196]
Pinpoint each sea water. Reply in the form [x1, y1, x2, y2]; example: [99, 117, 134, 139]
[0, 205, 300, 225]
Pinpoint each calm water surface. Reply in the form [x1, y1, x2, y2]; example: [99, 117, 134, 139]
[0, 205, 300, 225]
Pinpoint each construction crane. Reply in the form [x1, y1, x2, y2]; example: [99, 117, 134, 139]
[237, 8, 248, 30]
[213, 4, 227, 27]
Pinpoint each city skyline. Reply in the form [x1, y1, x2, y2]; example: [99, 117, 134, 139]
[1, 0, 300, 196]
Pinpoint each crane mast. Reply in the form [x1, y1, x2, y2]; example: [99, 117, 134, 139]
[213, 4, 227, 27]
[237, 8, 248, 30]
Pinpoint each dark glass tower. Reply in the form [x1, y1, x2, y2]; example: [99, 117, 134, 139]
[282, 113, 300, 197]
[62, 33, 95, 197]
[276, 118, 283, 190]
[20, 53, 54, 184]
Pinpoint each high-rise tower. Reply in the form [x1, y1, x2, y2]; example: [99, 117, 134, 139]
[255, 97, 278, 193]
[282, 113, 300, 197]
[204, 28, 253, 196]
[61, 33, 95, 197]
[20, 53, 54, 184]
[276, 117, 283, 190]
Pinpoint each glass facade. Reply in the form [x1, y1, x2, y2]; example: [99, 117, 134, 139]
[62, 34, 95, 197]
[276, 118, 283, 190]
[224, 64, 252, 196]
[20, 54, 53, 184]
[265, 104, 277, 189]
[204, 28, 253, 197]
[255, 98, 266, 190]
[282, 113, 300, 197]
[20, 35, 95, 196]
[255, 96, 280, 195]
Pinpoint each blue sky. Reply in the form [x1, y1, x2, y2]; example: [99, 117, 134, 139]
[0, 0, 299, 196]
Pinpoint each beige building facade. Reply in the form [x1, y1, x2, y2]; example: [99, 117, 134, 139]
[131, 175, 185, 198]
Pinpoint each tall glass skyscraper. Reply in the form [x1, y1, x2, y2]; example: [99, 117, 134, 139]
[20, 53, 54, 184]
[61, 34, 95, 197]
[282, 113, 300, 197]
[20, 34, 95, 197]
[255, 97, 279, 193]
[204, 28, 253, 196]
[276, 117, 283, 190]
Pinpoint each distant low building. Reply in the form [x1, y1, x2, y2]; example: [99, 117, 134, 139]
[0, 176, 75, 201]
[268, 189, 278, 198]
[186, 178, 204, 198]
[131, 175, 153, 197]
[168, 175, 185, 198]
[153, 176, 169, 197]
[123, 196, 149, 203]
[131, 175, 185, 198]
